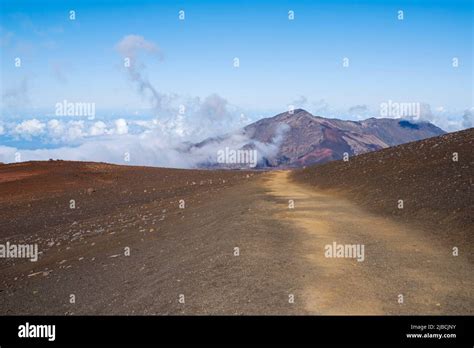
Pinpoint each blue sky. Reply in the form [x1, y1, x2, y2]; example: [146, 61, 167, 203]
[0, 0, 472, 164]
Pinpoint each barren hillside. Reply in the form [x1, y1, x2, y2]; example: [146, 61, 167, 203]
[292, 128, 473, 248]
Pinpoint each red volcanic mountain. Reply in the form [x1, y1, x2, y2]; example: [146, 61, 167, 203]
[196, 109, 445, 168]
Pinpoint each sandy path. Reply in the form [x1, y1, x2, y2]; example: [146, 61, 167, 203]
[262, 171, 473, 314]
[1, 166, 472, 315]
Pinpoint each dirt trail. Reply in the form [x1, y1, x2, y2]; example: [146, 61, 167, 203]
[262, 171, 473, 314]
[0, 163, 472, 315]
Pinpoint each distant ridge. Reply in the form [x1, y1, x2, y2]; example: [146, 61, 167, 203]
[195, 109, 445, 168]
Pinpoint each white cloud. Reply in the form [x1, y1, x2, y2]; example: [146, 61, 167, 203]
[6, 118, 130, 142]
[0, 132, 198, 168]
[45, 119, 85, 142]
[401, 104, 473, 132]
[47, 119, 65, 138]
[13, 119, 45, 138]
[114, 119, 128, 135]
[89, 121, 108, 136]
[0, 117, 289, 169]
[66, 121, 85, 140]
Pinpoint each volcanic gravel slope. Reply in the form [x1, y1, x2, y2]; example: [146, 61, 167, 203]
[0, 161, 308, 315]
[292, 128, 473, 249]
[0, 138, 472, 314]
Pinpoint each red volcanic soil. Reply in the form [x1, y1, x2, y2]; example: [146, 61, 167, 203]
[0, 161, 310, 315]
[0, 161, 257, 240]
[0, 170, 46, 184]
[297, 148, 334, 165]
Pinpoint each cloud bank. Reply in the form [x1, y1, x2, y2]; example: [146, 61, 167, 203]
[0, 35, 285, 168]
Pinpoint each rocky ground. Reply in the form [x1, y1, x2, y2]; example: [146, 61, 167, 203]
[292, 128, 473, 252]
[0, 129, 472, 315]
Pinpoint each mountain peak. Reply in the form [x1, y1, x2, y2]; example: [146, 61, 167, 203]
[291, 108, 309, 115]
[271, 108, 312, 120]
[245, 110, 445, 167]
[197, 110, 445, 169]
